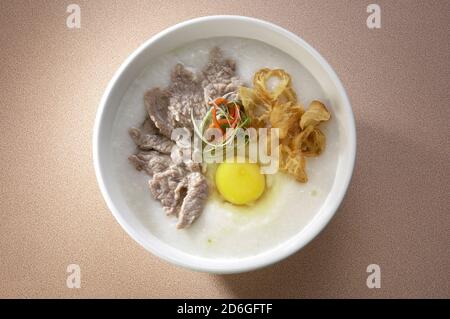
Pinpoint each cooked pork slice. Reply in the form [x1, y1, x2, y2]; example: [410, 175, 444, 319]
[147, 162, 208, 227]
[167, 64, 206, 128]
[144, 48, 240, 137]
[139, 134, 174, 154]
[147, 155, 172, 175]
[128, 151, 156, 172]
[144, 88, 174, 138]
[129, 117, 159, 144]
[176, 172, 209, 229]
[202, 47, 241, 101]
[128, 127, 174, 154]
[148, 165, 188, 216]
[130, 47, 240, 229]
[203, 81, 240, 102]
[183, 160, 202, 173]
[142, 117, 159, 135]
[128, 151, 171, 176]
[202, 47, 236, 82]
[170, 143, 201, 173]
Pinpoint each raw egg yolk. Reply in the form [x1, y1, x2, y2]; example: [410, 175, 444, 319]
[215, 161, 265, 205]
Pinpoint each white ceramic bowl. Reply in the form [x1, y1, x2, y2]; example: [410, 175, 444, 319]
[93, 15, 356, 274]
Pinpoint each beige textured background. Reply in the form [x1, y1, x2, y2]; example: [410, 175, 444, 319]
[1, 0, 449, 298]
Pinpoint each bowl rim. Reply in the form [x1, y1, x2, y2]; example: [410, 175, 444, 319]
[93, 15, 356, 274]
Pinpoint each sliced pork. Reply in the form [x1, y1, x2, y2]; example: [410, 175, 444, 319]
[202, 47, 241, 101]
[176, 172, 209, 229]
[129, 47, 239, 228]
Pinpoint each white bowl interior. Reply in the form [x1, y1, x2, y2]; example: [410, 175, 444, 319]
[94, 16, 356, 273]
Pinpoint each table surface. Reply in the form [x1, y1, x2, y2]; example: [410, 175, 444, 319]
[1, 0, 449, 298]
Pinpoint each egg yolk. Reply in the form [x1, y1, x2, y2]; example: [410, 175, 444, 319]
[215, 161, 265, 205]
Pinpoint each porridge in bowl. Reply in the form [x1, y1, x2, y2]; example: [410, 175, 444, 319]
[110, 37, 339, 258]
